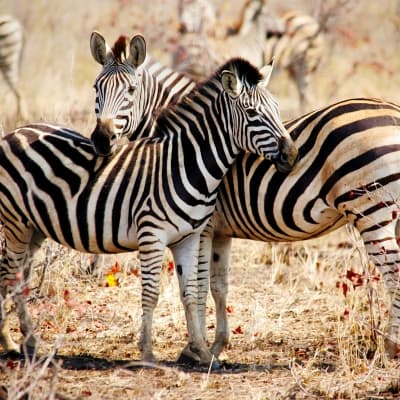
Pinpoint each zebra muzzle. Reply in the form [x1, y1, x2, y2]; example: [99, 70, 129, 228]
[90, 118, 117, 156]
[274, 138, 298, 173]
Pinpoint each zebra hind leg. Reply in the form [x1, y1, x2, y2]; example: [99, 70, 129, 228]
[0, 227, 43, 355]
[171, 234, 217, 367]
[138, 242, 165, 362]
[357, 215, 400, 358]
[209, 236, 232, 357]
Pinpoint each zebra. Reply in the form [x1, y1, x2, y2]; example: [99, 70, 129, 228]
[199, 98, 400, 359]
[171, 0, 220, 81]
[173, 0, 324, 113]
[88, 33, 400, 359]
[0, 58, 298, 366]
[0, 15, 26, 121]
[224, 0, 324, 113]
[90, 31, 196, 156]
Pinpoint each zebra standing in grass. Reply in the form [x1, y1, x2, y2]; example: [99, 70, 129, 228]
[199, 98, 400, 359]
[0, 49, 297, 366]
[87, 56, 400, 358]
[88, 32, 400, 359]
[0, 15, 26, 121]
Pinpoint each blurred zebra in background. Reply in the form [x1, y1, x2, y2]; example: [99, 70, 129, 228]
[172, 0, 219, 81]
[0, 15, 26, 122]
[225, 0, 324, 112]
[0, 56, 297, 366]
[173, 0, 324, 112]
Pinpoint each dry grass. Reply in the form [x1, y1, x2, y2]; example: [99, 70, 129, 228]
[0, 0, 400, 399]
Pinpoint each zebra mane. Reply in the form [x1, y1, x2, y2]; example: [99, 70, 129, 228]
[216, 57, 263, 87]
[153, 57, 263, 129]
[112, 35, 129, 62]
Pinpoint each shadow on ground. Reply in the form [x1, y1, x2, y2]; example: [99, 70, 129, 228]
[0, 351, 335, 374]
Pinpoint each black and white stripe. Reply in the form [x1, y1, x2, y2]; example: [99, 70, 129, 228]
[0, 15, 25, 120]
[90, 31, 195, 156]
[201, 98, 400, 358]
[0, 58, 297, 365]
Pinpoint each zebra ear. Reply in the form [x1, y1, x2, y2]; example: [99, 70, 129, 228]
[259, 58, 275, 87]
[221, 70, 243, 97]
[127, 35, 146, 68]
[90, 31, 114, 65]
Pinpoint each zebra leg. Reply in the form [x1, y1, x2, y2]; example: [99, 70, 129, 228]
[0, 227, 41, 353]
[138, 241, 165, 362]
[197, 222, 214, 341]
[171, 234, 216, 366]
[209, 235, 232, 357]
[289, 59, 310, 113]
[2, 69, 27, 122]
[357, 215, 400, 357]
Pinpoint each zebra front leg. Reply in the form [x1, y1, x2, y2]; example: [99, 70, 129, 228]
[138, 240, 165, 362]
[209, 235, 232, 357]
[197, 222, 214, 341]
[171, 234, 216, 367]
[358, 217, 400, 357]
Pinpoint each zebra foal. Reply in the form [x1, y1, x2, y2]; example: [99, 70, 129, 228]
[0, 55, 297, 365]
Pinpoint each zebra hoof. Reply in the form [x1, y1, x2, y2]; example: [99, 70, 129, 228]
[385, 338, 400, 358]
[177, 344, 221, 369]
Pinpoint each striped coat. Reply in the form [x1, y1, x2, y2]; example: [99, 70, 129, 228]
[0, 58, 297, 366]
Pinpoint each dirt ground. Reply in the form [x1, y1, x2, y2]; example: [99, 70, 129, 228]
[0, 231, 399, 399]
[0, 0, 400, 399]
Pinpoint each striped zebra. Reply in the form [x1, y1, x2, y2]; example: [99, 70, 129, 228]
[0, 58, 297, 366]
[172, 0, 219, 82]
[200, 98, 400, 358]
[224, 0, 324, 113]
[90, 31, 196, 156]
[88, 35, 400, 358]
[0, 15, 26, 121]
[173, 0, 324, 112]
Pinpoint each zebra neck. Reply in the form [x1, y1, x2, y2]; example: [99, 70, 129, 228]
[153, 92, 239, 196]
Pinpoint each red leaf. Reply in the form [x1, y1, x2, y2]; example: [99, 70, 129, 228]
[111, 261, 120, 274]
[6, 359, 17, 369]
[232, 326, 243, 334]
[226, 305, 234, 314]
[167, 261, 174, 274]
[22, 286, 30, 297]
[342, 282, 349, 297]
[66, 326, 76, 334]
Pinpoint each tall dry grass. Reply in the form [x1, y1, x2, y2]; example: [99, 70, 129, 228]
[0, 0, 400, 399]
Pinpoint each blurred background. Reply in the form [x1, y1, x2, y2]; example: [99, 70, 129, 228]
[1, 0, 400, 134]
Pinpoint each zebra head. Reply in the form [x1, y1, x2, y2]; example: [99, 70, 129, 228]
[90, 31, 146, 156]
[220, 58, 298, 172]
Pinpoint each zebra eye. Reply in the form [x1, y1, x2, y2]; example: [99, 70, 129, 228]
[246, 108, 258, 117]
[128, 85, 136, 95]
